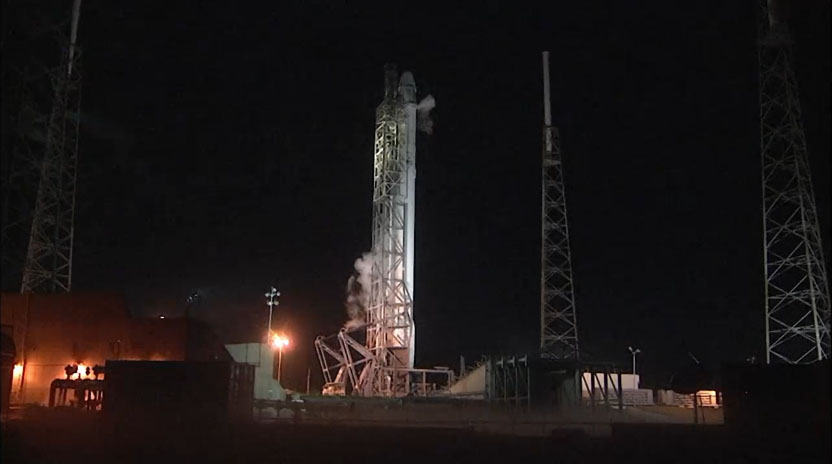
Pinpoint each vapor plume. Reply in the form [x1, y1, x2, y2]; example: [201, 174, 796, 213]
[417, 95, 435, 134]
[345, 252, 373, 328]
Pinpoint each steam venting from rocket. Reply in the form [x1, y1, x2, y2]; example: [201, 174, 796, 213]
[345, 252, 373, 329]
[417, 95, 436, 134]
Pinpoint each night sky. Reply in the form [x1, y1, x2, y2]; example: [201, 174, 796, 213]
[4, 1, 829, 389]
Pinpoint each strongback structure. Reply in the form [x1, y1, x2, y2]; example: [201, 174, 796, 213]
[366, 64, 418, 379]
[316, 64, 451, 396]
[758, 0, 830, 363]
[540, 51, 579, 359]
[18, 0, 83, 294]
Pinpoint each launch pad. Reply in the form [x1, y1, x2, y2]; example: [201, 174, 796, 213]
[315, 326, 454, 397]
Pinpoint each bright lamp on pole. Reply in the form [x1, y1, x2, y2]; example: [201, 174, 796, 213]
[270, 332, 290, 383]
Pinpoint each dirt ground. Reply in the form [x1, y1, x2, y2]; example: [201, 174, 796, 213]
[627, 405, 724, 424]
[0, 406, 827, 463]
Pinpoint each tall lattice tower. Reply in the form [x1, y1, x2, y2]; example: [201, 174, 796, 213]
[362, 64, 418, 395]
[1, 68, 43, 290]
[315, 65, 447, 397]
[758, 0, 830, 363]
[20, 0, 83, 294]
[540, 51, 579, 359]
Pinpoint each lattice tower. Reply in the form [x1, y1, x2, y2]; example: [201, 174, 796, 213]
[540, 51, 579, 359]
[20, 0, 82, 293]
[758, 0, 830, 363]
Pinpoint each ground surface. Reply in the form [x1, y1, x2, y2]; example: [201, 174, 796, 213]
[628, 405, 724, 424]
[1, 406, 826, 463]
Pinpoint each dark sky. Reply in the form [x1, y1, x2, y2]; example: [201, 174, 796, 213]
[4, 0, 829, 389]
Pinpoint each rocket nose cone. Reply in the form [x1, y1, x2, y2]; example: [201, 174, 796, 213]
[399, 71, 415, 87]
[399, 72, 417, 103]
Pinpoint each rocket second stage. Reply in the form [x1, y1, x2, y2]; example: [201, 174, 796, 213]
[400, 71, 418, 368]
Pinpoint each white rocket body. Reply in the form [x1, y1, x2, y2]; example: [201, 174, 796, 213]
[399, 72, 418, 368]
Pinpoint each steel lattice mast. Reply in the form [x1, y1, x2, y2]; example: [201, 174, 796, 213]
[1, 71, 44, 290]
[20, 0, 83, 294]
[540, 51, 579, 359]
[758, 0, 830, 363]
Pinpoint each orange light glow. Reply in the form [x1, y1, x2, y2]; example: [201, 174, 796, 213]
[696, 390, 719, 407]
[76, 363, 88, 379]
[12, 363, 23, 378]
[270, 333, 290, 350]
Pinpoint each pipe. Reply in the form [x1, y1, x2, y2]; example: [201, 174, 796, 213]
[542, 51, 552, 127]
[68, 0, 82, 77]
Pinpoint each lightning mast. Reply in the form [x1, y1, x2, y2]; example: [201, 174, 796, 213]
[758, 0, 830, 363]
[540, 51, 579, 359]
[20, 0, 83, 293]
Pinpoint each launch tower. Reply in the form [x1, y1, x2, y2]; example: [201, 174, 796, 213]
[316, 65, 450, 396]
[364, 64, 418, 392]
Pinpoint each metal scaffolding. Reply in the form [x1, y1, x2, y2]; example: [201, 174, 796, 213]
[540, 51, 579, 359]
[491, 355, 531, 408]
[581, 366, 624, 410]
[19, 0, 83, 294]
[758, 0, 830, 363]
[1, 68, 44, 291]
[316, 64, 445, 397]
[363, 63, 418, 395]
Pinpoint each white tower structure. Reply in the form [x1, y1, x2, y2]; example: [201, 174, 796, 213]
[316, 64, 453, 397]
[363, 64, 417, 394]
[758, 0, 830, 363]
[540, 51, 580, 359]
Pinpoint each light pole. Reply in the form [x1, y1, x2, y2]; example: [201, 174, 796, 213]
[277, 347, 283, 383]
[628, 346, 641, 389]
[185, 291, 199, 359]
[265, 286, 280, 341]
[186, 291, 200, 318]
[271, 333, 289, 383]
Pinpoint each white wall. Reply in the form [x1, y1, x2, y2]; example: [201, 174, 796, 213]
[449, 363, 487, 396]
[226, 343, 285, 401]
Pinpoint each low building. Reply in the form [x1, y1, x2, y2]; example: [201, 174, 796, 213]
[0, 291, 231, 406]
[450, 354, 632, 409]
